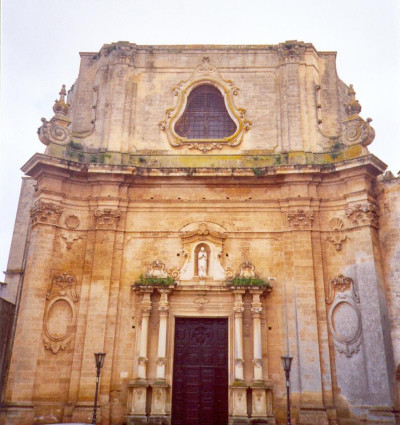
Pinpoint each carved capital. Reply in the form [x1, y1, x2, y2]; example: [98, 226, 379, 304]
[30, 201, 63, 226]
[93, 208, 121, 230]
[253, 358, 263, 368]
[157, 357, 167, 367]
[277, 41, 307, 62]
[138, 356, 148, 366]
[345, 203, 378, 228]
[287, 208, 314, 230]
[235, 358, 244, 366]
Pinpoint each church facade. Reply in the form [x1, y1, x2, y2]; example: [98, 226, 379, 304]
[1, 41, 399, 425]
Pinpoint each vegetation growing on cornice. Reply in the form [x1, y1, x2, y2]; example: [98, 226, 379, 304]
[134, 274, 175, 287]
[229, 277, 271, 288]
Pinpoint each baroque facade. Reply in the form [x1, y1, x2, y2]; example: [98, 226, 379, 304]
[1, 41, 400, 425]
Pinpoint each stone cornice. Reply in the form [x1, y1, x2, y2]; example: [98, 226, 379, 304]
[21, 152, 387, 181]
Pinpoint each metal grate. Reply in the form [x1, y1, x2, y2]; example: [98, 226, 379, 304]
[175, 85, 237, 139]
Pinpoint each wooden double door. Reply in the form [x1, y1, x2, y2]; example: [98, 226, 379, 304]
[171, 318, 229, 425]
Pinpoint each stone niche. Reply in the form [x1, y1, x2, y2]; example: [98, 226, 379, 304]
[178, 222, 228, 282]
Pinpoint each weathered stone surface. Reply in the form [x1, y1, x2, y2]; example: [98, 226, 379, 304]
[0, 42, 398, 425]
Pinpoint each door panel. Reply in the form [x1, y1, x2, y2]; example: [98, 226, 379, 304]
[171, 318, 228, 425]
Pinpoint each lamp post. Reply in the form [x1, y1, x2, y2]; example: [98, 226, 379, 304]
[92, 352, 106, 425]
[281, 355, 293, 425]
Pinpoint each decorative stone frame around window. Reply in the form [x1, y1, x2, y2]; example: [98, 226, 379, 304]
[159, 57, 252, 152]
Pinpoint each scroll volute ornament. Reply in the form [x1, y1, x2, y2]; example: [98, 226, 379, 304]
[38, 85, 72, 146]
[341, 84, 375, 147]
[159, 57, 252, 152]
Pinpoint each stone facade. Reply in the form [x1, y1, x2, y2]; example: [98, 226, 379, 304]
[0, 41, 399, 425]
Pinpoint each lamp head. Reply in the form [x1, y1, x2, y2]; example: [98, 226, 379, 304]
[94, 352, 106, 370]
[281, 355, 293, 373]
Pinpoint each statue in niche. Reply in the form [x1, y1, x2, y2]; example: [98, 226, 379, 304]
[198, 247, 208, 278]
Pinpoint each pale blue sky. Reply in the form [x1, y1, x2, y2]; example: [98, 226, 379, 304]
[1, 0, 399, 274]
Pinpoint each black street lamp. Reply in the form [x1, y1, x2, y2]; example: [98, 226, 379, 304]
[92, 352, 106, 425]
[281, 355, 293, 425]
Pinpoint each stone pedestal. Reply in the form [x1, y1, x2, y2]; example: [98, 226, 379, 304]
[150, 382, 169, 416]
[231, 384, 247, 419]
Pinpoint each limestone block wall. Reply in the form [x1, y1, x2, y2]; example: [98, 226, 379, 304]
[377, 176, 400, 403]
[1, 155, 397, 425]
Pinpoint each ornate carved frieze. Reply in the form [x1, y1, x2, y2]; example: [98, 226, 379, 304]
[287, 208, 314, 230]
[326, 275, 362, 357]
[38, 85, 72, 146]
[43, 273, 79, 354]
[327, 217, 347, 251]
[93, 208, 121, 230]
[159, 57, 251, 152]
[30, 201, 63, 226]
[345, 203, 379, 228]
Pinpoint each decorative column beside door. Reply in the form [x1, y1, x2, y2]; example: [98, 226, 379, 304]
[231, 289, 247, 418]
[151, 288, 171, 417]
[129, 287, 152, 420]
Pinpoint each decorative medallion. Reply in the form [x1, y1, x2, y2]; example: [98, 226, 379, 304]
[326, 275, 362, 357]
[159, 57, 251, 152]
[43, 273, 79, 354]
[65, 215, 80, 229]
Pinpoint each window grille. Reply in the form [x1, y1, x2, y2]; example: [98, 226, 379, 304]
[175, 85, 237, 139]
